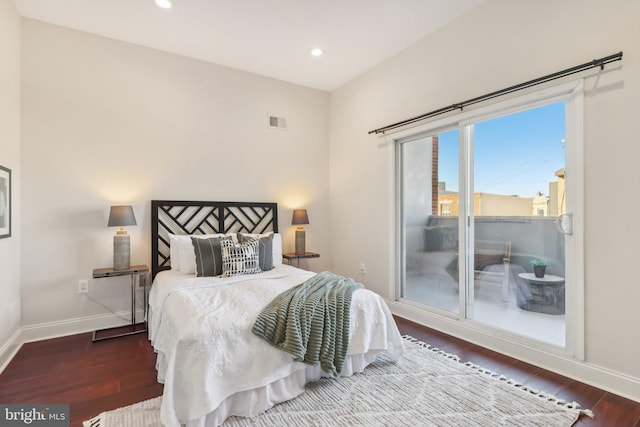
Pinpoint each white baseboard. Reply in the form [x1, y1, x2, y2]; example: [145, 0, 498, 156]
[388, 300, 640, 404]
[0, 309, 146, 374]
[0, 328, 23, 374]
[20, 309, 145, 343]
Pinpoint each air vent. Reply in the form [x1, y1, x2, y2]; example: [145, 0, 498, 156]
[269, 115, 287, 131]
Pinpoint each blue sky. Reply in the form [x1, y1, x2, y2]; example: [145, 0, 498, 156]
[438, 101, 566, 197]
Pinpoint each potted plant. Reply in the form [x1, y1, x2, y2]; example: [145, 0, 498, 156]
[530, 259, 548, 278]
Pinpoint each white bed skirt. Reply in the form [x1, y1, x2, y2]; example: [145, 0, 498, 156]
[185, 349, 386, 427]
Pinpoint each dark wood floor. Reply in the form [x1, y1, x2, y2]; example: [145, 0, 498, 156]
[1, 318, 639, 426]
[0, 327, 163, 427]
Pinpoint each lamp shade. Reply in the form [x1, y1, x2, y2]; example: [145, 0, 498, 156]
[291, 209, 309, 225]
[108, 205, 137, 227]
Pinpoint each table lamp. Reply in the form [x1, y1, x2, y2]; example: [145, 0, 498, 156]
[292, 209, 309, 255]
[108, 205, 137, 270]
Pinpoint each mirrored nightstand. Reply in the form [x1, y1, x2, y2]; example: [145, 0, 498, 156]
[91, 264, 149, 341]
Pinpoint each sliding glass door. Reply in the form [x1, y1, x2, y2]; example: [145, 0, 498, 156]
[398, 82, 583, 353]
[401, 129, 460, 314]
[466, 102, 567, 346]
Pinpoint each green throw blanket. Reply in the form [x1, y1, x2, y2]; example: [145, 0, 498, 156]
[252, 271, 363, 377]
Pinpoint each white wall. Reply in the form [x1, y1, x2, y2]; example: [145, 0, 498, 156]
[20, 19, 329, 330]
[0, 0, 22, 364]
[330, 0, 640, 398]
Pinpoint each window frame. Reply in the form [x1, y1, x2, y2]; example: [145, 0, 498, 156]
[393, 79, 584, 359]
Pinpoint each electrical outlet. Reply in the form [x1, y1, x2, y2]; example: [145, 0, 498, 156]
[78, 279, 89, 294]
[360, 262, 366, 274]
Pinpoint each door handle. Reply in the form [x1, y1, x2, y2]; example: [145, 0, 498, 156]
[555, 213, 573, 235]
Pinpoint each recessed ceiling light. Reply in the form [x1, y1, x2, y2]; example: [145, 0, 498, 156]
[155, 0, 172, 9]
[310, 48, 323, 57]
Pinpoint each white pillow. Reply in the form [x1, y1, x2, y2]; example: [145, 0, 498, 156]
[168, 233, 186, 271]
[237, 232, 282, 266]
[169, 233, 238, 274]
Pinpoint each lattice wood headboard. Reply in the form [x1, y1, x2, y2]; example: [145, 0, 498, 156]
[151, 200, 278, 279]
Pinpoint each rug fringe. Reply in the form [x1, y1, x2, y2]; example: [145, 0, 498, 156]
[82, 412, 105, 427]
[401, 334, 460, 362]
[463, 360, 595, 419]
[401, 335, 595, 419]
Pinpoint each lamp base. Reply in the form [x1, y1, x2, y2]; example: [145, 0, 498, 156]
[295, 228, 306, 255]
[113, 230, 131, 270]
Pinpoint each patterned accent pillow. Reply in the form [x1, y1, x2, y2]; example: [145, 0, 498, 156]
[440, 227, 458, 251]
[221, 238, 262, 277]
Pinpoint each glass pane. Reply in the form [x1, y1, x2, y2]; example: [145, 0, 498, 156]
[468, 102, 566, 346]
[402, 130, 460, 314]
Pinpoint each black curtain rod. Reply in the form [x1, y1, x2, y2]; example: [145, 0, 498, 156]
[368, 51, 623, 135]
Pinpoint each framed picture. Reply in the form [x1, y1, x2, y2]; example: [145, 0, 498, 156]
[0, 165, 11, 239]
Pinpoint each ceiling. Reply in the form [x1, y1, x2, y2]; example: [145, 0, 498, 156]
[13, 0, 485, 91]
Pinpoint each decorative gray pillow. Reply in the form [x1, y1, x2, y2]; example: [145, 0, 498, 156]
[238, 233, 274, 271]
[424, 226, 442, 252]
[191, 236, 231, 277]
[221, 238, 261, 277]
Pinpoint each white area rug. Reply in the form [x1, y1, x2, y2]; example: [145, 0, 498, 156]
[84, 336, 590, 427]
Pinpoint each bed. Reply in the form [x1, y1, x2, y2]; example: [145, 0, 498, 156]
[148, 200, 404, 427]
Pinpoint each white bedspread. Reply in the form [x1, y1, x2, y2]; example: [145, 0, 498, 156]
[148, 265, 404, 427]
